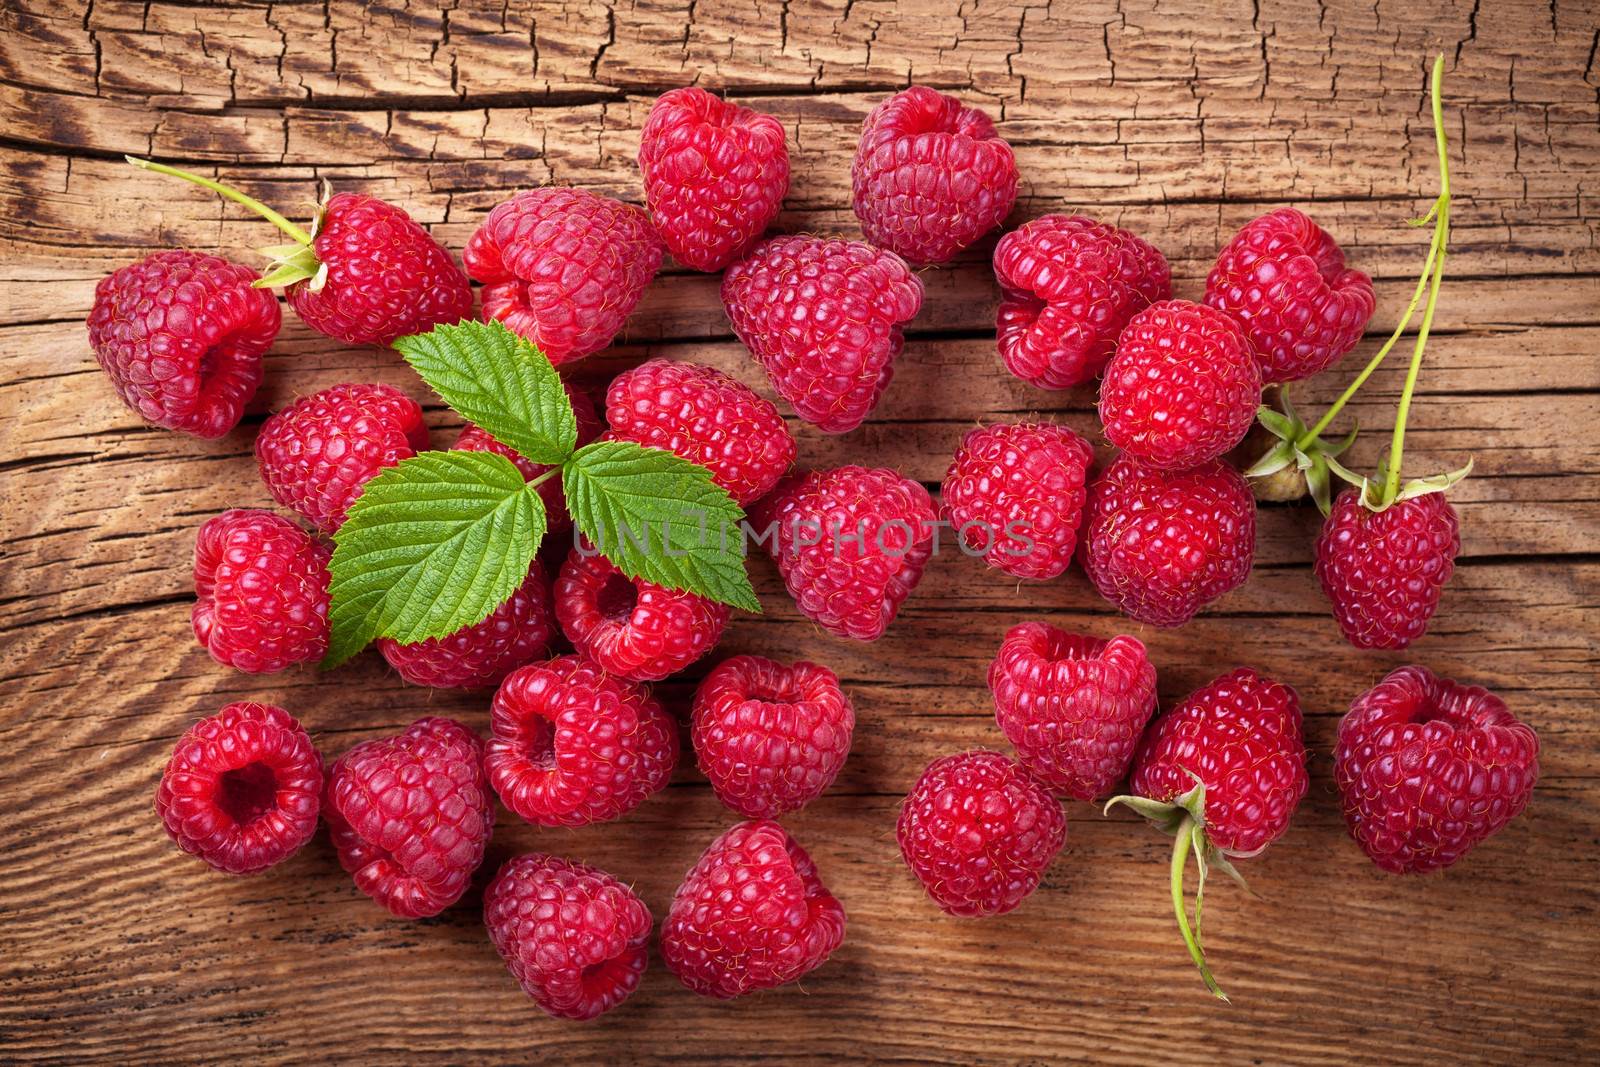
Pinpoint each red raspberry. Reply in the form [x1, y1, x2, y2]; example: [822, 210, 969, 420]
[1099, 300, 1262, 470]
[191, 509, 330, 674]
[486, 655, 678, 826]
[285, 193, 474, 346]
[87, 250, 281, 438]
[691, 655, 855, 818]
[377, 563, 553, 689]
[255, 382, 428, 534]
[940, 422, 1095, 581]
[721, 235, 923, 434]
[603, 359, 796, 505]
[464, 188, 664, 365]
[661, 819, 846, 998]
[1204, 207, 1375, 383]
[553, 548, 731, 681]
[1314, 488, 1460, 650]
[993, 214, 1171, 390]
[639, 88, 790, 271]
[1078, 455, 1256, 627]
[453, 380, 601, 534]
[1114, 668, 1307, 997]
[751, 466, 938, 641]
[987, 624, 1157, 801]
[155, 702, 322, 875]
[323, 717, 493, 918]
[1334, 666, 1539, 875]
[851, 86, 1019, 266]
[1129, 668, 1309, 855]
[896, 750, 1066, 917]
[483, 853, 653, 1020]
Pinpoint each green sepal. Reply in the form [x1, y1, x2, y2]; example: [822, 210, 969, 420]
[254, 243, 322, 289]
[1394, 457, 1474, 502]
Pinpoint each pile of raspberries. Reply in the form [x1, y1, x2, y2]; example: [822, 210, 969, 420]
[92, 85, 1539, 1018]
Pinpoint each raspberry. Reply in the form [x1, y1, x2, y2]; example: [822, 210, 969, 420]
[1334, 666, 1539, 874]
[940, 422, 1095, 581]
[751, 466, 938, 641]
[993, 215, 1171, 390]
[255, 382, 429, 534]
[851, 86, 1019, 266]
[1204, 208, 1375, 383]
[486, 655, 678, 826]
[896, 750, 1066, 917]
[377, 563, 553, 689]
[1099, 300, 1262, 470]
[323, 717, 493, 918]
[691, 655, 855, 818]
[603, 358, 797, 505]
[155, 702, 322, 875]
[464, 188, 664, 365]
[722, 235, 923, 434]
[1078, 455, 1256, 627]
[553, 548, 731, 682]
[191, 509, 330, 674]
[639, 88, 790, 271]
[661, 819, 846, 998]
[453, 380, 601, 534]
[1113, 668, 1308, 998]
[87, 250, 281, 438]
[988, 624, 1157, 800]
[1314, 488, 1461, 650]
[285, 193, 474, 346]
[484, 853, 653, 1020]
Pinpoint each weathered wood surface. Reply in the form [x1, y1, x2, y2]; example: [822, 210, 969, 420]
[2, 1, 1598, 1063]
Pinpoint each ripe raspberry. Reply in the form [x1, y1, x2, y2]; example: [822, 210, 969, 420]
[603, 359, 796, 505]
[323, 717, 493, 918]
[255, 382, 429, 534]
[453, 380, 601, 534]
[722, 235, 923, 434]
[993, 214, 1171, 390]
[851, 86, 1019, 266]
[661, 819, 846, 998]
[987, 624, 1157, 800]
[1205, 207, 1376, 383]
[486, 655, 678, 826]
[377, 563, 553, 689]
[285, 193, 474, 346]
[484, 853, 653, 1020]
[191, 509, 330, 674]
[553, 549, 731, 682]
[155, 702, 322, 875]
[1334, 666, 1539, 875]
[464, 188, 664, 365]
[1112, 668, 1307, 998]
[896, 750, 1066, 917]
[1128, 668, 1308, 857]
[940, 422, 1095, 581]
[691, 655, 855, 818]
[1314, 488, 1460, 650]
[87, 250, 281, 438]
[752, 466, 938, 641]
[639, 88, 790, 271]
[1099, 300, 1262, 470]
[1078, 455, 1256, 627]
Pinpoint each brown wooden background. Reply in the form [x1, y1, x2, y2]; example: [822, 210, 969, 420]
[3, 1, 1598, 1063]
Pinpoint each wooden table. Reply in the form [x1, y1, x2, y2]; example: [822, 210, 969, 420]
[3, 1, 1597, 1062]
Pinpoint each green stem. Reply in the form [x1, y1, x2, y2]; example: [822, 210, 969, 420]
[1382, 55, 1451, 504]
[526, 467, 560, 489]
[1169, 814, 1227, 1002]
[126, 156, 313, 245]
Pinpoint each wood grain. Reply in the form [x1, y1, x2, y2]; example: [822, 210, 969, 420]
[2, 1, 1598, 1064]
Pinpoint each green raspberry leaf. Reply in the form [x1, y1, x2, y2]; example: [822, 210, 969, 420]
[321, 450, 547, 668]
[562, 440, 760, 614]
[393, 319, 577, 466]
